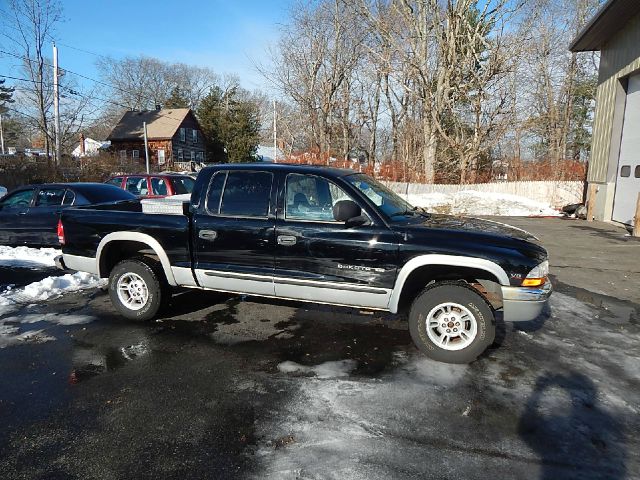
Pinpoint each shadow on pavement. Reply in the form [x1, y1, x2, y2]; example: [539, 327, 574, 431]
[519, 372, 626, 479]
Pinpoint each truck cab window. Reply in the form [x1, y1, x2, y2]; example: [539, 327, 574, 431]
[219, 171, 272, 217]
[285, 173, 350, 222]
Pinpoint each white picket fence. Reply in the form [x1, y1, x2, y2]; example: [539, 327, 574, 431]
[383, 180, 584, 208]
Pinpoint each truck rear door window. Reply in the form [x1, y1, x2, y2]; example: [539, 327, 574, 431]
[219, 171, 272, 217]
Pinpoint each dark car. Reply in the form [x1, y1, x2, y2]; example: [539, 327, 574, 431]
[105, 174, 195, 198]
[0, 183, 136, 247]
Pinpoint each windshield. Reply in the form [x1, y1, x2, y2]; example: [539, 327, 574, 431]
[344, 173, 416, 219]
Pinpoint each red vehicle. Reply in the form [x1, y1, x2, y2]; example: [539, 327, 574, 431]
[105, 174, 196, 198]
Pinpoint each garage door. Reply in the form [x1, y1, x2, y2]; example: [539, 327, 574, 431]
[613, 74, 640, 225]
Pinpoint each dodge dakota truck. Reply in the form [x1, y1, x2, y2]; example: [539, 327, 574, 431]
[57, 163, 551, 364]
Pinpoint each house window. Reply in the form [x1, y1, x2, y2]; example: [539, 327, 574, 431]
[178, 149, 184, 161]
[192, 129, 197, 143]
[119, 150, 126, 160]
[158, 149, 166, 166]
[190, 151, 195, 162]
[196, 152, 204, 162]
[132, 150, 139, 159]
[180, 128, 185, 142]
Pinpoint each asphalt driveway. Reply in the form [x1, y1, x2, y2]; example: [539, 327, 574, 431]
[0, 217, 638, 479]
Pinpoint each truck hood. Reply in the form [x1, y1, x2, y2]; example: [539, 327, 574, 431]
[410, 214, 540, 243]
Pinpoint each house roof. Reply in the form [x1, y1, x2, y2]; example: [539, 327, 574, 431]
[570, 0, 640, 52]
[107, 108, 194, 141]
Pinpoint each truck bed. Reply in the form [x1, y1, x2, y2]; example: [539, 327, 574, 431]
[61, 200, 192, 268]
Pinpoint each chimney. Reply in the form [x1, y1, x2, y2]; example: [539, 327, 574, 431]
[79, 133, 86, 156]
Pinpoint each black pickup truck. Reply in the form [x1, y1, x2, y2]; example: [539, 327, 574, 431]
[57, 163, 551, 363]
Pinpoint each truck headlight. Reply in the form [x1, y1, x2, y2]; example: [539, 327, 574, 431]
[522, 260, 549, 287]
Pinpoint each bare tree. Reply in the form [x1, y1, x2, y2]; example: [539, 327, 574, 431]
[96, 56, 220, 111]
[3, 0, 61, 165]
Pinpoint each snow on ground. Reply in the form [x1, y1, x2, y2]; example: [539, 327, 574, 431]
[0, 312, 96, 349]
[254, 293, 638, 479]
[403, 190, 561, 216]
[277, 360, 357, 378]
[0, 272, 105, 347]
[1, 271, 105, 306]
[0, 272, 106, 315]
[0, 245, 61, 268]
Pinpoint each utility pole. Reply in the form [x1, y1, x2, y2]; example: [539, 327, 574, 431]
[143, 121, 150, 174]
[273, 99, 277, 163]
[53, 43, 61, 166]
[0, 113, 5, 155]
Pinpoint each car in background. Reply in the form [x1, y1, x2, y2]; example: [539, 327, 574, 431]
[0, 183, 136, 247]
[105, 173, 195, 198]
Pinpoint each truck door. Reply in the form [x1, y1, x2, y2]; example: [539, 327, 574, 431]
[192, 169, 276, 296]
[273, 172, 398, 309]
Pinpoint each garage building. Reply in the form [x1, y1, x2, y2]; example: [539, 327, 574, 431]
[571, 0, 640, 226]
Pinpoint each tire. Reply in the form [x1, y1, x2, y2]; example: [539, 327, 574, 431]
[108, 257, 170, 321]
[408, 281, 495, 364]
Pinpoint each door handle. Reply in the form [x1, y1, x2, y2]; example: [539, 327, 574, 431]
[277, 235, 297, 246]
[199, 229, 218, 241]
[18, 211, 27, 215]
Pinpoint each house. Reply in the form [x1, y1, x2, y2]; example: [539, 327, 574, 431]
[570, 0, 640, 226]
[107, 108, 206, 168]
[72, 133, 110, 158]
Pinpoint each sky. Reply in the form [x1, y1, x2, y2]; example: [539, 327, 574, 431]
[1, 0, 292, 93]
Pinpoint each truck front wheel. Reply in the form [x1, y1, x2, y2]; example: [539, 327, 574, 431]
[408, 282, 495, 364]
[108, 258, 169, 321]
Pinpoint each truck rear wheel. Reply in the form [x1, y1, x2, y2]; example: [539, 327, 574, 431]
[408, 282, 495, 364]
[108, 258, 169, 321]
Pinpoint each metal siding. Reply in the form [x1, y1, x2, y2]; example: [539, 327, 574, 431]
[589, 13, 640, 183]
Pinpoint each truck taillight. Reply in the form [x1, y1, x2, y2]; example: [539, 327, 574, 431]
[57, 219, 65, 245]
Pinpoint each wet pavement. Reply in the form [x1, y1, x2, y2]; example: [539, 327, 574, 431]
[0, 217, 639, 479]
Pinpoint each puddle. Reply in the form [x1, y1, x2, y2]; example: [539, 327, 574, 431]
[69, 341, 149, 384]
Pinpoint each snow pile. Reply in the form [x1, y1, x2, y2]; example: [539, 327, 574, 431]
[404, 190, 560, 216]
[0, 246, 61, 268]
[0, 272, 106, 307]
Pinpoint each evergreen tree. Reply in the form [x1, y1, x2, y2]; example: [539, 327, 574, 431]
[164, 86, 190, 109]
[197, 87, 227, 162]
[196, 87, 260, 163]
[0, 79, 15, 113]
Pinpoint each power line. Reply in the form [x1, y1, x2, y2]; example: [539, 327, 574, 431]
[45, 33, 111, 61]
[0, 48, 192, 120]
[0, 48, 137, 98]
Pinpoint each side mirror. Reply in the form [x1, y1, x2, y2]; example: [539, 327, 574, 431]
[333, 199, 361, 222]
[333, 200, 370, 227]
